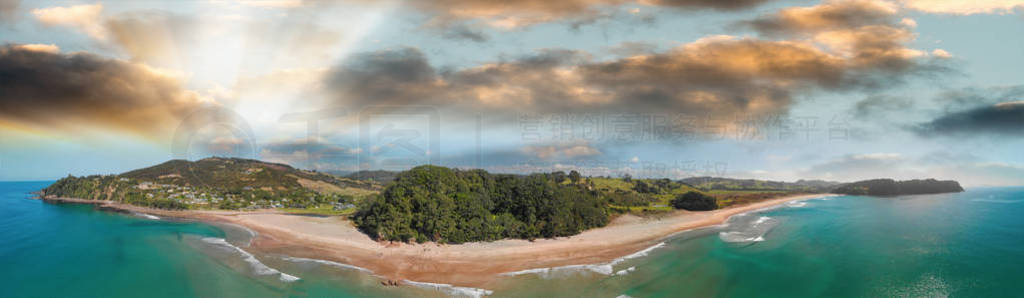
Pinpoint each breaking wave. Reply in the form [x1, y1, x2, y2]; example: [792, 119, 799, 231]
[500, 242, 666, 278]
[719, 216, 778, 244]
[403, 280, 494, 298]
[279, 256, 372, 273]
[131, 212, 160, 220]
[201, 237, 300, 282]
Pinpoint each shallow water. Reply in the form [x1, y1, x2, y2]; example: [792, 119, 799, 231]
[3, 181, 1024, 297]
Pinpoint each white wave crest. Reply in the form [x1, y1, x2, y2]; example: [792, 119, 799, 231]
[201, 237, 300, 282]
[280, 256, 372, 273]
[615, 266, 637, 276]
[788, 201, 807, 208]
[719, 216, 776, 243]
[500, 242, 665, 278]
[132, 212, 160, 220]
[403, 280, 493, 298]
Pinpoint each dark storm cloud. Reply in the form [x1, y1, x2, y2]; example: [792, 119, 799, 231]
[915, 102, 1024, 137]
[934, 85, 1024, 112]
[0, 44, 208, 137]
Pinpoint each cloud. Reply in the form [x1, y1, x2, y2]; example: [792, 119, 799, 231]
[798, 152, 910, 181]
[319, 0, 943, 137]
[258, 138, 361, 170]
[605, 41, 659, 56]
[325, 38, 939, 134]
[31, 3, 107, 39]
[852, 94, 914, 118]
[401, 0, 775, 29]
[32, 5, 345, 70]
[0, 0, 18, 23]
[520, 142, 603, 159]
[931, 49, 952, 59]
[236, 0, 305, 9]
[915, 101, 1024, 137]
[439, 24, 489, 42]
[899, 0, 1024, 15]
[933, 85, 1024, 112]
[738, 0, 900, 36]
[0, 44, 211, 138]
[735, 0, 954, 69]
[102, 11, 198, 65]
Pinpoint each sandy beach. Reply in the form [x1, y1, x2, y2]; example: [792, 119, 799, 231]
[39, 193, 833, 288]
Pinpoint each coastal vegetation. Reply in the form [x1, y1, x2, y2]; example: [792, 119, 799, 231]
[671, 191, 718, 211]
[352, 166, 609, 243]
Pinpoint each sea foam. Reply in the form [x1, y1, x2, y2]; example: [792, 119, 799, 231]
[280, 256, 372, 273]
[500, 242, 666, 278]
[131, 212, 160, 220]
[719, 216, 776, 244]
[403, 280, 494, 298]
[201, 237, 300, 282]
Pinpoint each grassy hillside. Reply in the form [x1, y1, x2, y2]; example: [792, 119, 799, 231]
[41, 157, 380, 212]
[681, 177, 838, 193]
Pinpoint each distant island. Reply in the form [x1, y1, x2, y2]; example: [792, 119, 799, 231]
[831, 179, 965, 196]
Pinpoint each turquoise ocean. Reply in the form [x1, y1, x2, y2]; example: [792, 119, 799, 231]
[3, 181, 1024, 297]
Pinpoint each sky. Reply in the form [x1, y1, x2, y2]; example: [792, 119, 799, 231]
[0, 0, 1022, 186]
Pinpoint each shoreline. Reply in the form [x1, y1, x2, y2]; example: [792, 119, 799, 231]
[35, 193, 835, 288]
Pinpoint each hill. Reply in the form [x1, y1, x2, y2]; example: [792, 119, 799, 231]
[681, 177, 839, 193]
[831, 179, 964, 196]
[343, 170, 399, 183]
[40, 157, 380, 211]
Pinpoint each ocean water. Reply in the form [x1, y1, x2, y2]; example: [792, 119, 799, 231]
[3, 181, 1024, 297]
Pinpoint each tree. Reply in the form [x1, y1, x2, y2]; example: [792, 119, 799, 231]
[552, 171, 567, 184]
[671, 191, 718, 211]
[352, 166, 609, 244]
[568, 170, 581, 184]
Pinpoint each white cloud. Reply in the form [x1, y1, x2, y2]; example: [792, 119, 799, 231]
[901, 0, 1024, 15]
[12, 44, 59, 53]
[931, 49, 953, 58]
[32, 4, 107, 40]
